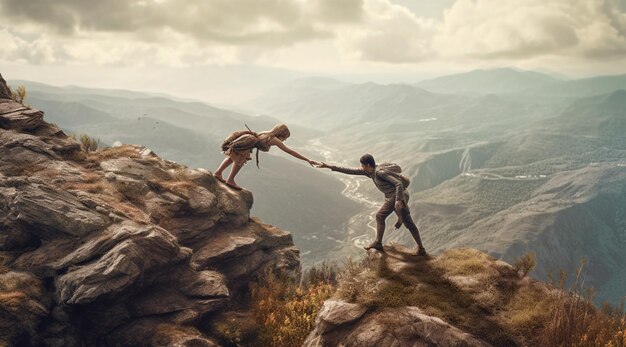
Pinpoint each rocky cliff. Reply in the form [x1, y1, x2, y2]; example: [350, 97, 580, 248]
[0, 74, 299, 346]
[304, 245, 562, 347]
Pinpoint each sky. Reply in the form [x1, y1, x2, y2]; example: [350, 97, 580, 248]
[2, 0, 626, 104]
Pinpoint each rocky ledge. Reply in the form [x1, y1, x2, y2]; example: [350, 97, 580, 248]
[0, 73, 299, 346]
[304, 245, 561, 347]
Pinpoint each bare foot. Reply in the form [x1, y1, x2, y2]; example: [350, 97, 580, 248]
[225, 180, 243, 190]
[214, 174, 225, 183]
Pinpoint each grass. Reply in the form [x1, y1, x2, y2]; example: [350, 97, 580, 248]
[89, 146, 142, 161]
[331, 247, 626, 347]
[513, 252, 537, 278]
[334, 247, 539, 346]
[504, 285, 555, 337]
[243, 266, 337, 347]
[61, 181, 107, 194]
[8, 85, 27, 105]
[539, 260, 626, 347]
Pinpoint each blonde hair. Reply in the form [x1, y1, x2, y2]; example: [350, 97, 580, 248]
[261, 123, 290, 140]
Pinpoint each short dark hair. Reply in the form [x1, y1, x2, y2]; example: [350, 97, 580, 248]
[360, 154, 376, 167]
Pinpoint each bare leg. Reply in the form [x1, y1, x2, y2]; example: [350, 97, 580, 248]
[214, 157, 233, 180]
[225, 162, 244, 189]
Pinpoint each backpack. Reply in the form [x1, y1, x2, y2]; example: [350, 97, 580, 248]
[221, 129, 265, 168]
[376, 163, 411, 188]
[221, 130, 258, 152]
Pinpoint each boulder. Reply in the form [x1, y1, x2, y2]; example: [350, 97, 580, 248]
[304, 304, 492, 347]
[8, 183, 111, 239]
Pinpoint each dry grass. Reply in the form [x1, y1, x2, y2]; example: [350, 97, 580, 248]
[513, 252, 537, 278]
[333, 247, 626, 347]
[90, 146, 141, 161]
[79, 134, 99, 152]
[248, 267, 336, 347]
[504, 285, 556, 337]
[5, 162, 49, 177]
[107, 200, 149, 223]
[61, 181, 107, 194]
[209, 312, 259, 346]
[81, 171, 103, 184]
[539, 260, 626, 347]
[157, 180, 197, 193]
[8, 85, 27, 105]
[334, 247, 540, 346]
[434, 248, 493, 276]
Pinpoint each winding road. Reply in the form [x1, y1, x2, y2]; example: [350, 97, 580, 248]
[305, 139, 379, 250]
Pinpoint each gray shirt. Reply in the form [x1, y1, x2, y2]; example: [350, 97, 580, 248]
[328, 164, 405, 202]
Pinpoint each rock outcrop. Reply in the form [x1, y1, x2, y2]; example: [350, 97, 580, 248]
[304, 245, 560, 347]
[0, 74, 299, 346]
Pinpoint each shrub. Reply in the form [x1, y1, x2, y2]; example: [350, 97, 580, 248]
[513, 252, 537, 278]
[79, 134, 99, 152]
[9, 85, 27, 104]
[249, 266, 336, 347]
[540, 259, 626, 346]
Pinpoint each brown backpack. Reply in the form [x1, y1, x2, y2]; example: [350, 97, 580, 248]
[221, 129, 265, 168]
[376, 163, 411, 188]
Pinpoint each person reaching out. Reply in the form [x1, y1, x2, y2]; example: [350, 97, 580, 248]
[317, 154, 427, 256]
[215, 124, 319, 190]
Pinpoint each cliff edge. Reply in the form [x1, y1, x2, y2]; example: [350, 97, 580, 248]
[0, 74, 300, 346]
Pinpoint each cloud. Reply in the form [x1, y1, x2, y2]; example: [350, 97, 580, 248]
[0, 0, 364, 45]
[1, 0, 625, 67]
[0, 28, 62, 64]
[337, 0, 437, 63]
[433, 0, 626, 60]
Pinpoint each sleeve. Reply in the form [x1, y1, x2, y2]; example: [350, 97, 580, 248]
[328, 165, 367, 176]
[376, 170, 404, 202]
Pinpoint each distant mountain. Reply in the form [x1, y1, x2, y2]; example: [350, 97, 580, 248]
[416, 68, 562, 94]
[538, 89, 626, 138]
[13, 79, 185, 101]
[252, 81, 467, 130]
[533, 74, 626, 98]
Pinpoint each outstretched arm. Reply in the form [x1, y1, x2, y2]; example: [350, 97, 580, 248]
[318, 162, 367, 176]
[273, 139, 318, 166]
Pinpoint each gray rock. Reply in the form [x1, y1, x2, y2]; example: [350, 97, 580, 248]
[0, 73, 10, 99]
[0, 101, 44, 131]
[304, 305, 492, 347]
[315, 300, 368, 333]
[108, 173, 150, 199]
[9, 183, 111, 239]
[55, 222, 187, 305]
[100, 157, 170, 181]
[187, 186, 218, 214]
